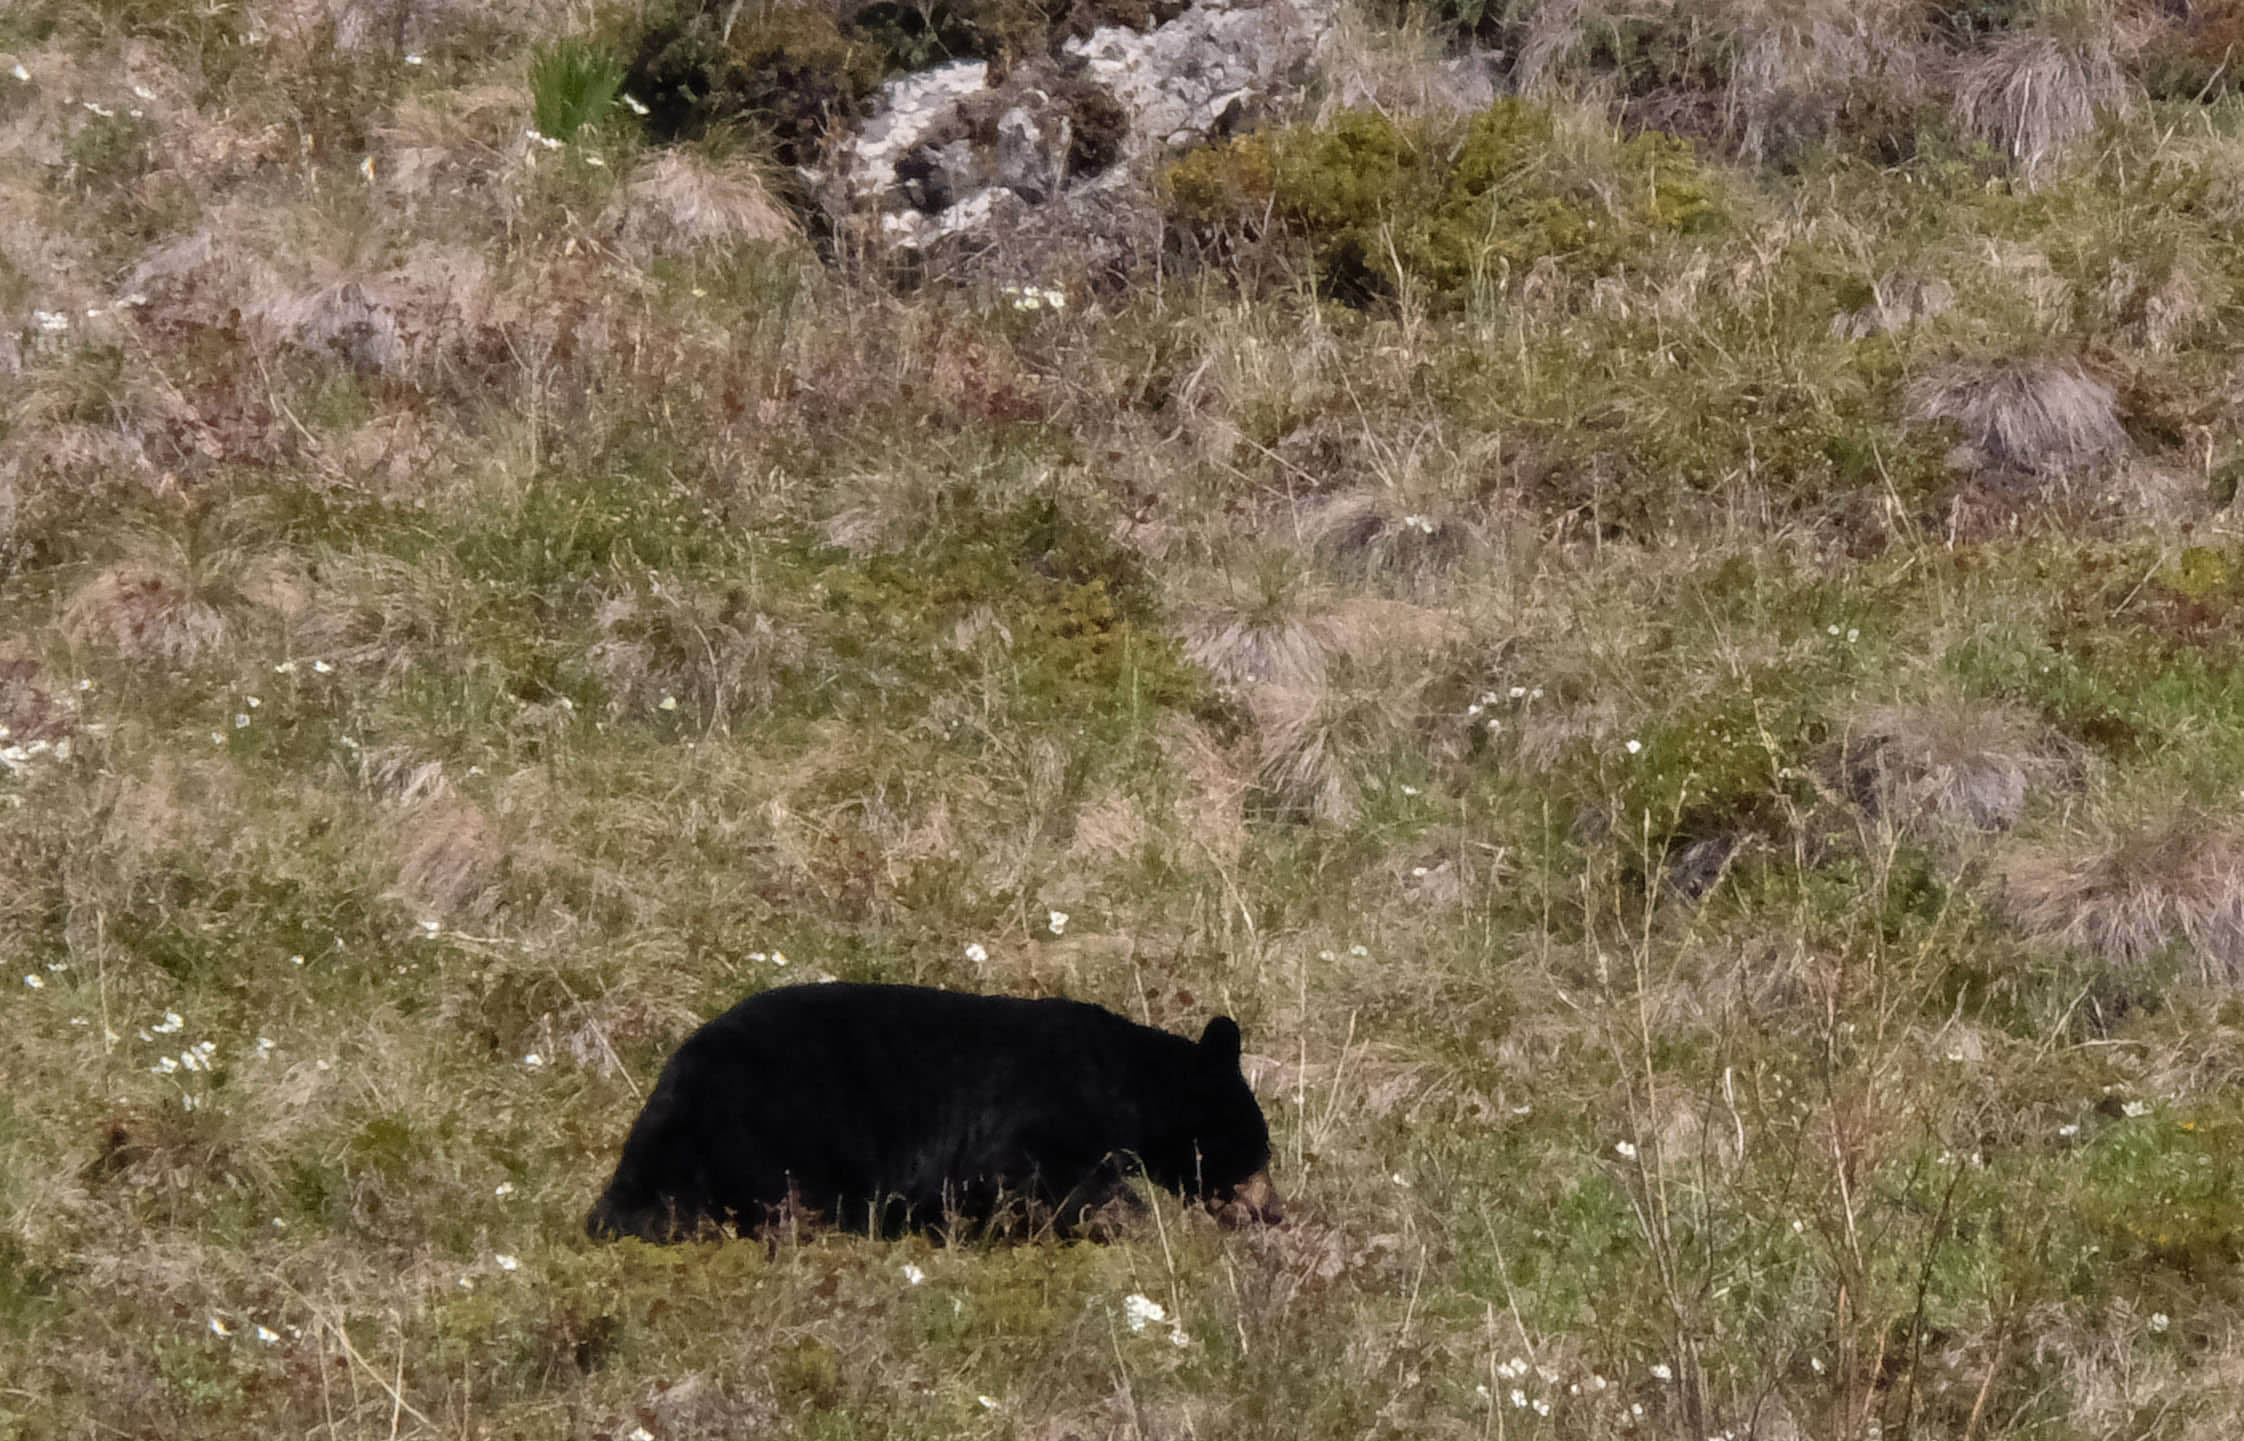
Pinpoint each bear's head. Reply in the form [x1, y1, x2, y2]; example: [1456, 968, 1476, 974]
[1146, 1016, 1283, 1226]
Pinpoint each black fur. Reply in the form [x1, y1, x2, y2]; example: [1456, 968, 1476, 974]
[586, 983, 1275, 1242]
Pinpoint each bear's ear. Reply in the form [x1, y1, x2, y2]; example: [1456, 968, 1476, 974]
[1198, 1016, 1242, 1063]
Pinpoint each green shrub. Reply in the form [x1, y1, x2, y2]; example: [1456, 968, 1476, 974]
[529, 39, 625, 143]
[1163, 101, 1723, 306]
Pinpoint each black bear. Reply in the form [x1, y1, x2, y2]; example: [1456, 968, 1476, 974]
[586, 982, 1282, 1242]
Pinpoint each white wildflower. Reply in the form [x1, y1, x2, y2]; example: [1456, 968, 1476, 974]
[964, 942, 988, 964]
[1624, 739, 1643, 755]
[35, 311, 68, 333]
[1650, 1362, 1673, 1382]
[522, 1052, 544, 1068]
[234, 713, 251, 729]
[2151, 1312, 2171, 1333]
[1122, 1293, 1167, 1332]
[2122, 1099, 2151, 1118]
[977, 1396, 999, 1410]
[2058, 1123, 2079, 1137]
[1615, 1140, 1638, 1160]
[1169, 1326, 1190, 1348]
[658, 695, 678, 711]
[494, 1254, 520, 1272]
[254, 1324, 279, 1343]
[1533, 1398, 1551, 1416]
[494, 1182, 517, 1199]
[1510, 1389, 1528, 1409]
[312, 660, 333, 674]
[253, 1036, 275, 1059]
[1047, 910, 1068, 936]
[154, 1011, 183, 1034]
[9, 63, 29, 82]
[1496, 1357, 1528, 1381]
[209, 1315, 232, 1338]
[359, 155, 375, 182]
[901, 1263, 925, 1285]
[404, 54, 425, 66]
[22, 974, 42, 989]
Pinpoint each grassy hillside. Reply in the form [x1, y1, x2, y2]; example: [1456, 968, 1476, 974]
[7, 0, 2244, 1436]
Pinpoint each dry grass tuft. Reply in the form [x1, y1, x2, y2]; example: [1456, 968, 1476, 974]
[1303, 488, 1484, 585]
[62, 564, 228, 665]
[393, 798, 504, 921]
[1838, 699, 2077, 839]
[2001, 815, 2244, 980]
[1245, 678, 1417, 825]
[1952, 25, 2134, 185]
[1180, 585, 1331, 691]
[1906, 358, 2128, 476]
[587, 586, 803, 727]
[610, 150, 798, 262]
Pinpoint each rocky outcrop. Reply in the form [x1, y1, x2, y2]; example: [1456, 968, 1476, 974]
[823, 0, 1334, 269]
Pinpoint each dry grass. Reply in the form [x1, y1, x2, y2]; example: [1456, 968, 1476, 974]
[609, 149, 798, 262]
[1906, 358, 2129, 476]
[1838, 698, 2077, 840]
[2002, 815, 2244, 980]
[1952, 22, 2135, 184]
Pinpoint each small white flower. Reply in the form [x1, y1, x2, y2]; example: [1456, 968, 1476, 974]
[1631, 1403, 1646, 1418]
[2122, 1100, 2150, 1118]
[522, 1052, 544, 1068]
[419, 918, 441, 935]
[1509, 686, 1528, 700]
[1510, 1388, 1528, 1409]
[2058, 1123, 2079, 1138]
[583, 153, 607, 167]
[1047, 910, 1069, 936]
[154, 1011, 184, 1034]
[1497, 1357, 1528, 1381]
[769, 951, 788, 967]
[22, 974, 42, 989]
[1399, 785, 1421, 797]
[494, 1182, 517, 1199]
[404, 53, 425, 66]
[1615, 1140, 1638, 1159]
[1810, 1357, 1824, 1375]
[1827, 624, 1841, 636]
[1349, 944, 1369, 958]
[964, 942, 989, 964]
[901, 1263, 925, 1285]
[658, 695, 678, 711]
[1533, 1399, 1551, 1417]
[1624, 739, 1643, 755]
[35, 310, 68, 333]
[274, 660, 297, 675]
[180, 1049, 202, 1072]
[977, 1396, 999, 1410]
[1392, 1173, 1409, 1186]
[1650, 1362, 1673, 1382]
[458, 1276, 475, 1290]
[1122, 1293, 1167, 1332]
[359, 155, 375, 182]
[1589, 1373, 1608, 1391]
[1169, 1325, 1190, 1348]
[494, 1254, 520, 1272]
[152, 1056, 179, 1074]
[9, 63, 29, 82]
[234, 713, 251, 729]
[312, 659, 333, 674]
[623, 93, 649, 116]
[2151, 1312, 2171, 1333]
[245, 695, 260, 708]
[253, 1036, 275, 1059]
[209, 1315, 232, 1338]
[1476, 1385, 1492, 1402]
[1846, 628, 1860, 644]
[254, 1324, 279, 1343]
[289, 954, 305, 967]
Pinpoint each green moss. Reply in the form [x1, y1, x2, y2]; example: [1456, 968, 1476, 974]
[623, 2, 886, 162]
[1164, 101, 1724, 306]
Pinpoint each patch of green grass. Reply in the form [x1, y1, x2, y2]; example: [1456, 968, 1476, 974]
[529, 38, 624, 143]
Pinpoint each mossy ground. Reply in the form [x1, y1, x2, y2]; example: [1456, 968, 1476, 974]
[7, 0, 2244, 1437]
